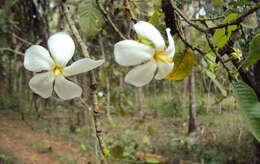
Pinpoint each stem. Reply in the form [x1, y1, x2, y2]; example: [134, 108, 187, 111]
[207, 6, 260, 32]
[61, 3, 106, 156]
[96, 0, 127, 40]
[0, 47, 24, 56]
[205, 33, 233, 81]
[169, 0, 207, 33]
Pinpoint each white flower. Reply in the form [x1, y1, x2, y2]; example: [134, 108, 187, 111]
[114, 21, 175, 87]
[24, 32, 104, 100]
[98, 91, 103, 97]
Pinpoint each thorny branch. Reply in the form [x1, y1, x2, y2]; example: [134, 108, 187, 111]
[61, 3, 106, 157]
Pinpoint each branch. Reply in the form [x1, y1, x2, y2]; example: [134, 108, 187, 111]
[191, 15, 225, 22]
[176, 26, 205, 55]
[124, 0, 137, 23]
[12, 33, 33, 46]
[170, 0, 260, 34]
[61, 3, 106, 157]
[169, 0, 207, 33]
[207, 6, 260, 32]
[205, 33, 233, 81]
[0, 47, 24, 56]
[96, 0, 128, 40]
[162, 0, 205, 55]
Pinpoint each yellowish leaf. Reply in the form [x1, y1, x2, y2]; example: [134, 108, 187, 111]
[103, 148, 110, 158]
[165, 49, 195, 80]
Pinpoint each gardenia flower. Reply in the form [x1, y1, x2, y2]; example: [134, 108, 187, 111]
[114, 21, 175, 87]
[24, 32, 104, 100]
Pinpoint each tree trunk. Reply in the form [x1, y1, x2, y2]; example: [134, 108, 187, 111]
[188, 71, 196, 133]
[138, 87, 144, 116]
[182, 4, 196, 134]
[183, 78, 188, 112]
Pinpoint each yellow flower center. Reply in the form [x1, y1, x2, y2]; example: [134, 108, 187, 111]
[154, 50, 172, 63]
[52, 65, 64, 77]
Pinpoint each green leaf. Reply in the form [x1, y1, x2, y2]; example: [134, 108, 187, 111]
[111, 145, 124, 158]
[205, 69, 227, 96]
[212, 28, 227, 47]
[232, 81, 260, 142]
[212, 25, 237, 49]
[241, 12, 258, 29]
[103, 148, 110, 157]
[145, 157, 160, 163]
[213, 0, 222, 6]
[149, 10, 159, 26]
[223, 13, 238, 23]
[233, 0, 252, 6]
[166, 49, 195, 80]
[147, 126, 155, 136]
[117, 106, 126, 117]
[80, 144, 87, 151]
[78, 0, 103, 39]
[241, 35, 260, 68]
[205, 69, 216, 79]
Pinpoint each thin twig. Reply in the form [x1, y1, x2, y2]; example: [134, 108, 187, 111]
[12, 33, 33, 46]
[0, 47, 24, 56]
[61, 3, 106, 157]
[191, 15, 225, 22]
[207, 6, 260, 32]
[169, 0, 207, 33]
[96, 0, 128, 40]
[176, 25, 205, 55]
[125, 0, 137, 23]
[170, 0, 260, 34]
[205, 33, 233, 81]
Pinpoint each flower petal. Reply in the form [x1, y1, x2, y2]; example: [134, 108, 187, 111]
[54, 76, 82, 100]
[48, 32, 75, 66]
[134, 21, 165, 50]
[125, 59, 157, 87]
[63, 58, 105, 77]
[165, 28, 175, 58]
[24, 45, 54, 72]
[114, 40, 154, 66]
[155, 61, 174, 80]
[29, 72, 55, 98]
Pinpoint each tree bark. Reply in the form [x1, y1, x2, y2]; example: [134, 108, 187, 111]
[183, 78, 188, 111]
[188, 71, 196, 133]
[138, 87, 144, 116]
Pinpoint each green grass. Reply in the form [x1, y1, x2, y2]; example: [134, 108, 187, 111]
[0, 146, 16, 164]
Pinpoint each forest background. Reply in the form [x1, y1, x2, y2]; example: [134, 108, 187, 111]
[1, 0, 260, 163]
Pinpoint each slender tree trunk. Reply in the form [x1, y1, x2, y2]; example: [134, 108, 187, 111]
[119, 69, 124, 106]
[8, 55, 13, 95]
[188, 71, 196, 133]
[138, 87, 144, 116]
[182, 4, 196, 134]
[0, 55, 3, 94]
[183, 78, 188, 111]
[98, 33, 113, 124]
